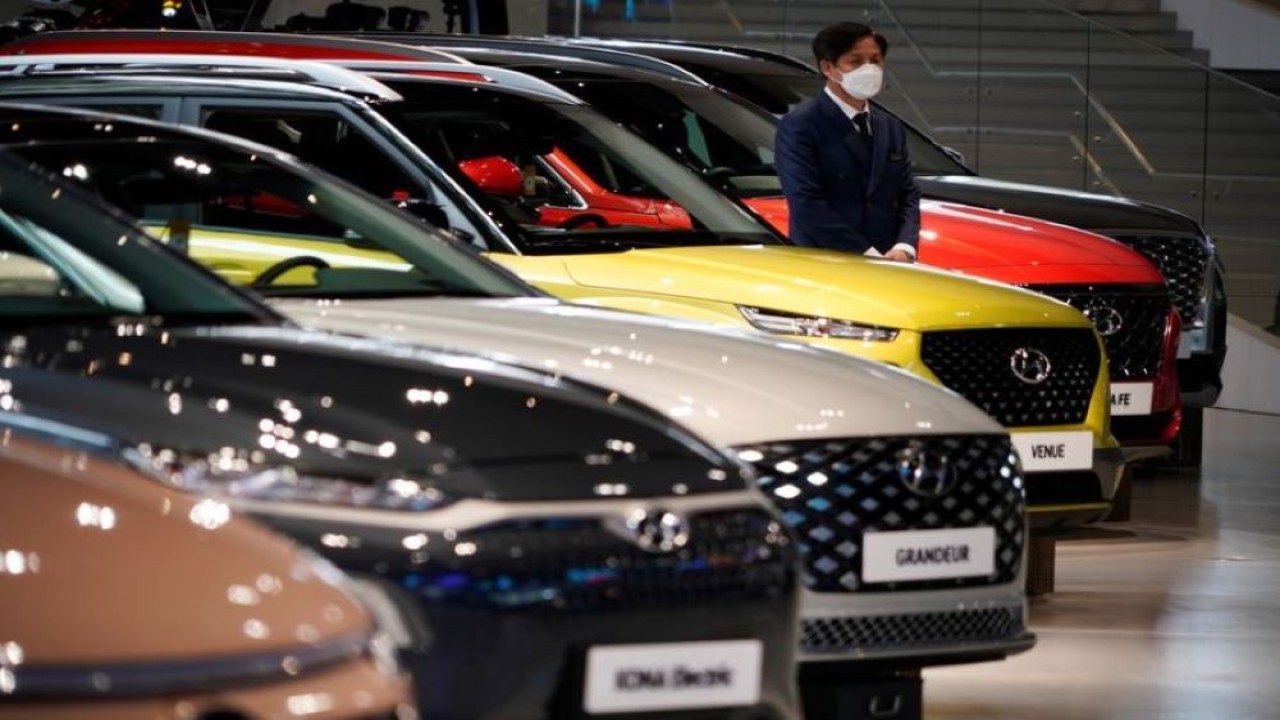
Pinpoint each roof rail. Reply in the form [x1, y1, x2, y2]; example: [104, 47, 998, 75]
[0, 53, 402, 101]
[2, 30, 470, 64]
[566, 37, 815, 73]
[331, 60, 585, 103]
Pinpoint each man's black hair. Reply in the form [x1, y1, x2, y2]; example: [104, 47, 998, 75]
[812, 22, 889, 66]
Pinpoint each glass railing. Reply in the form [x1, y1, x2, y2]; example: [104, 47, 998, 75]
[544, 0, 1280, 332]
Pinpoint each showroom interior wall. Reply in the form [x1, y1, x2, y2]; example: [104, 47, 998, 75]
[1220, 316, 1280, 414]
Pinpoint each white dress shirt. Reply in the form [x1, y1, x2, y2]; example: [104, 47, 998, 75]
[823, 87, 917, 261]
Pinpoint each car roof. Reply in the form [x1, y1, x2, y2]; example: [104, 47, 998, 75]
[369, 70, 584, 105]
[0, 62, 579, 105]
[437, 46, 710, 87]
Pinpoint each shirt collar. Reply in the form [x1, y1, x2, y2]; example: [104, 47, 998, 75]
[824, 86, 871, 121]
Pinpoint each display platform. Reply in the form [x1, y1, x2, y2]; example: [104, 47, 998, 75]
[926, 408, 1280, 719]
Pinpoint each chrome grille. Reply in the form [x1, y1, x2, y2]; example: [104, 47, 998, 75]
[402, 509, 795, 611]
[1111, 234, 1209, 325]
[801, 607, 1025, 653]
[1026, 284, 1170, 379]
[921, 328, 1102, 427]
[738, 436, 1024, 593]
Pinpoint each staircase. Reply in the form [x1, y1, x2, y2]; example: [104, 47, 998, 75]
[562, 0, 1280, 329]
[1056, 0, 1207, 64]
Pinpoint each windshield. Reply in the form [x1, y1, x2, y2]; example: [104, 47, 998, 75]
[510, 73, 970, 202]
[664, 60, 971, 177]
[3, 138, 534, 300]
[381, 82, 781, 254]
[534, 77, 785, 199]
[0, 152, 270, 326]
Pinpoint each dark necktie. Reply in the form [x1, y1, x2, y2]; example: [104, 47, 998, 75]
[852, 113, 871, 148]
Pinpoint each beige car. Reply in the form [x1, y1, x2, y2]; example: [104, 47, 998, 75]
[0, 426, 414, 719]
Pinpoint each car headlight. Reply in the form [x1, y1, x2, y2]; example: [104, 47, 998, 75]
[738, 305, 899, 341]
[123, 446, 451, 511]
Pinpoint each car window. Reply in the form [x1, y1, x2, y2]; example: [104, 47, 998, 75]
[203, 108, 418, 199]
[200, 105, 489, 247]
[541, 79, 781, 198]
[0, 153, 268, 324]
[71, 103, 166, 120]
[6, 137, 532, 300]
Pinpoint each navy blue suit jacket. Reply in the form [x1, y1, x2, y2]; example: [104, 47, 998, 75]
[775, 93, 921, 254]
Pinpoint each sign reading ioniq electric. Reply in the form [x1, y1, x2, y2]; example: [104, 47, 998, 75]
[585, 640, 764, 713]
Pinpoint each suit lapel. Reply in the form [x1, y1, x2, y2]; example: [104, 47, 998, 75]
[868, 108, 890, 194]
[817, 93, 870, 169]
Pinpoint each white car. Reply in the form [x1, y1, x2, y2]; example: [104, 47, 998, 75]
[285, 297, 1034, 667]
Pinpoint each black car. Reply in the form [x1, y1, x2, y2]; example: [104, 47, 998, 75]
[562, 38, 1228, 463]
[0, 104, 801, 720]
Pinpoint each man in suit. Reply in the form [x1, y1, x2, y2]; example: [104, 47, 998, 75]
[775, 22, 921, 261]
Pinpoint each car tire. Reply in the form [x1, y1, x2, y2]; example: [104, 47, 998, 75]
[1170, 407, 1205, 467]
[1104, 467, 1133, 522]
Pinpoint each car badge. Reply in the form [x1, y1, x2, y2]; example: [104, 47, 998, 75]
[1010, 347, 1052, 385]
[623, 507, 690, 553]
[895, 446, 956, 497]
[1083, 304, 1125, 337]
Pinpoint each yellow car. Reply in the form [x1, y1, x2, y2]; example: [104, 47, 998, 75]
[488, 246, 1121, 529]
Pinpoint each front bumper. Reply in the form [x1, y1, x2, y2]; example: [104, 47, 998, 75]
[1024, 444, 1126, 531]
[735, 434, 1033, 670]
[259, 494, 801, 720]
[797, 580, 1033, 668]
[401, 595, 801, 719]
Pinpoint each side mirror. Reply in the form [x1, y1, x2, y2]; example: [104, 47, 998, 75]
[941, 145, 967, 167]
[458, 156, 524, 198]
[393, 196, 452, 229]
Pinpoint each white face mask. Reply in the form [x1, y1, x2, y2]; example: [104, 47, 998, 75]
[835, 63, 884, 100]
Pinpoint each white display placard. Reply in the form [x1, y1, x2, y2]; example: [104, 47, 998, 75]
[1110, 382, 1155, 416]
[1011, 431, 1093, 472]
[584, 640, 763, 714]
[863, 527, 996, 583]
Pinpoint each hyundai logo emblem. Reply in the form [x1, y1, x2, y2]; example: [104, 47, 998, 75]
[623, 507, 690, 553]
[1010, 347, 1053, 385]
[1083, 304, 1125, 337]
[895, 446, 955, 497]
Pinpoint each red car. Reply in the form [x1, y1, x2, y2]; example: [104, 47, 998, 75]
[0, 30, 1182, 455]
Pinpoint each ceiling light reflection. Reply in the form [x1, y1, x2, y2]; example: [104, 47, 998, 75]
[189, 499, 231, 530]
[75, 502, 116, 530]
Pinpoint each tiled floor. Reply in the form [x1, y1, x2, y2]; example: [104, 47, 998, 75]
[927, 408, 1280, 719]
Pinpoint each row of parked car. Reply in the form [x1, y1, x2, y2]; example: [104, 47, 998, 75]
[0, 27, 1227, 720]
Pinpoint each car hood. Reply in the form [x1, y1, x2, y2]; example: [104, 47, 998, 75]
[556, 245, 1092, 331]
[917, 175, 1204, 236]
[0, 434, 371, 667]
[277, 296, 1004, 446]
[0, 323, 732, 500]
[918, 201, 1164, 282]
[741, 197, 1162, 284]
